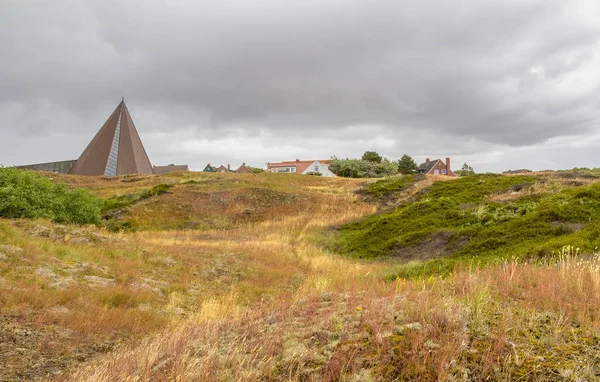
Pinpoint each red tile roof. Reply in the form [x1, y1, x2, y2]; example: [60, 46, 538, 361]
[268, 160, 330, 173]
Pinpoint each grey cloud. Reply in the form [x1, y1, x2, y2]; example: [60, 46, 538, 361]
[1, 0, 599, 169]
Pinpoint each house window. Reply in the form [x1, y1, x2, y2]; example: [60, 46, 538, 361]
[315, 166, 319, 172]
[434, 169, 440, 175]
[442, 169, 447, 175]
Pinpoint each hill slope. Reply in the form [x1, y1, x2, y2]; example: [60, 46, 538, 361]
[0, 171, 374, 380]
[1, 170, 599, 381]
[333, 173, 600, 278]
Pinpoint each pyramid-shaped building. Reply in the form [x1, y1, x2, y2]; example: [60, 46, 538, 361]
[69, 99, 153, 176]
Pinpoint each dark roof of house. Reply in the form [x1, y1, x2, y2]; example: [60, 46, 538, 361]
[203, 164, 217, 172]
[216, 165, 234, 172]
[69, 99, 153, 176]
[153, 164, 189, 175]
[417, 159, 440, 173]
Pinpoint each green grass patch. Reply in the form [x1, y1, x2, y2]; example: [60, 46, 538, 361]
[365, 175, 414, 197]
[102, 183, 173, 213]
[332, 174, 600, 278]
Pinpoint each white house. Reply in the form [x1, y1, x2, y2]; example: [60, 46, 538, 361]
[266, 159, 336, 177]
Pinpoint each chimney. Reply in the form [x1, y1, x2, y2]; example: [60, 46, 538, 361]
[242, 162, 245, 166]
[296, 159, 300, 163]
[425, 158, 430, 164]
[446, 157, 450, 170]
[227, 164, 230, 170]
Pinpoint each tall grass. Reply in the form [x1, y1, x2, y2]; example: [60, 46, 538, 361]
[68, 248, 600, 381]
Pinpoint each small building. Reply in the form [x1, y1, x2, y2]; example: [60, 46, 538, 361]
[153, 164, 189, 175]
[266, 159, 336, 177]
[216, 165, 234, 173]
[203, 163, 253, 173]
[236, 163, 253, 173]
[418, 157, 456, 177]
[16, 159, 78, 174]
[203, 164, 218, 172]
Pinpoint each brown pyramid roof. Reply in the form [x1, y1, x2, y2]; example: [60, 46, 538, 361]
[70, 99, 153, 176]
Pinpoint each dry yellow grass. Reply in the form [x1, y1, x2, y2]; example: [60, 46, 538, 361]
[3, 171, 600, 380]
[68, 251, 600, 381]
[0, 172, 377, 380]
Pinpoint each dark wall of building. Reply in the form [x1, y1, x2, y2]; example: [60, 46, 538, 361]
[16, 160, 77, 174]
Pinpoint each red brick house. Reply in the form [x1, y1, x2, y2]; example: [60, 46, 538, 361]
[417, 158, 456, 177]
[235, 163, 253, 173]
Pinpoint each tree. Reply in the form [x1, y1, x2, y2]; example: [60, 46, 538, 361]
[397, 154, 418, 175]
[329, 158, 398, 178]
[361, 151, 382, 163]
[455, 163, 475, 176]
[249, 167, 265, 173]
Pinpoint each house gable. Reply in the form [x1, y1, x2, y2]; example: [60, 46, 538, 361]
[236, 163, 253, 173]
[426, 159, 443, 175]
[418, 157, 456, 177]
[203, 164, 217, 172]
[267, 159, 335, 176]
[299, 160, 337, 177]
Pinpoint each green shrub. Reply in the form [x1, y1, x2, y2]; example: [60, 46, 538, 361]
[329, 158, 398, 178]
[0, 167, 102, 224]
[332, 174, 600, 278]
[249, 166, 265, 174]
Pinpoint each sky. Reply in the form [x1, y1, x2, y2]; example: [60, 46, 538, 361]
[1, 0, 599, 173]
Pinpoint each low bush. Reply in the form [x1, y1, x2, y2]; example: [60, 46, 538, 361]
[0, 167, 102, 224]
[333, 174, 600, 278]
[329, 158, 398, 178]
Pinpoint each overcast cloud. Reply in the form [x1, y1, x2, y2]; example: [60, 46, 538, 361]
[1, 0, 599, 172]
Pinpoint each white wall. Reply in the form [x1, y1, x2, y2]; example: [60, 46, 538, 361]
[301, 160, 336, 177]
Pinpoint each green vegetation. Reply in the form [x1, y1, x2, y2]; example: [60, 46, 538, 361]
[365, 175, 414, 197]
[454, 162, 475, 176]
[102, 183, 173, 213]
[329, 158, 398, 178]
[397, 154, 418, 175]
[3, 169, 600, 380]
[0, 167, 101, 224]
[334, 174, 600, 278]
[361, 150, 383, 163]
[554, 168, 600, 178]
[249, 166, 265, 173]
